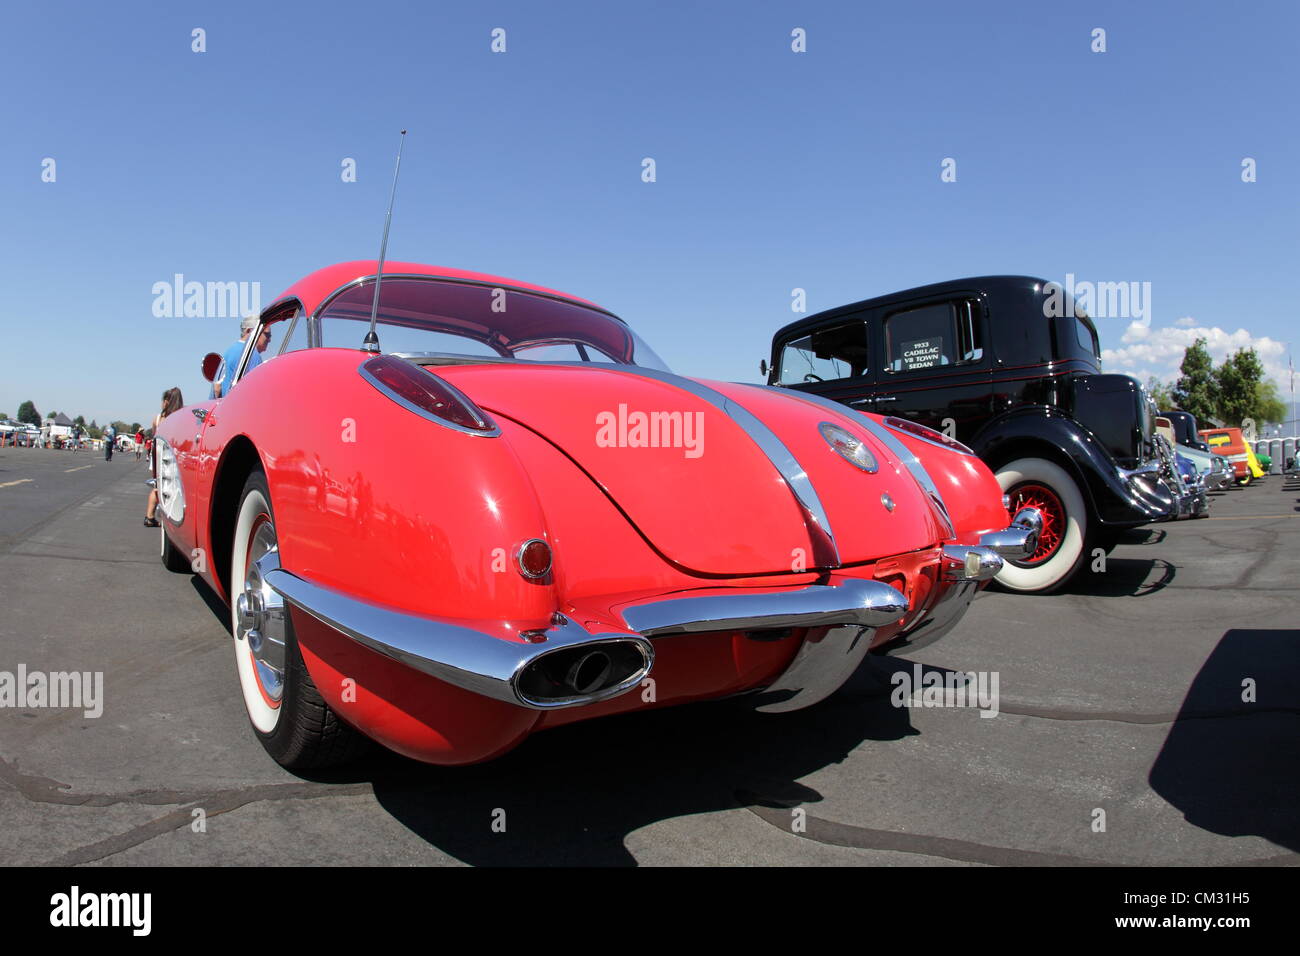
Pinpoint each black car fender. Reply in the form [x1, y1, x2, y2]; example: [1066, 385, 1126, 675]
[970, 407, 1176, 528]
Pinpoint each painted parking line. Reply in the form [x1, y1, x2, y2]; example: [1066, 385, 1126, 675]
[1204, 514, 1300, 520]
[0, 478, 34, 488]
[64, 464, 94, 473]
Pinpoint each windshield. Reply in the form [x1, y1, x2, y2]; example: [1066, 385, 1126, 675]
[317, 277, 670, 370]
[777, 320, 871, 385]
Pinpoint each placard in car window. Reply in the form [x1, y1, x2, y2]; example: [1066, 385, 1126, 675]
[899, 337, 943, 370]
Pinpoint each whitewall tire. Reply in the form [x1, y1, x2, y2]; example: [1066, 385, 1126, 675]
[993, 457, 1089, 594]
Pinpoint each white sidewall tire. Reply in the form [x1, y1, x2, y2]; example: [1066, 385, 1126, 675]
[994, 457, 1088, 594]
[232, 486, 280, 735]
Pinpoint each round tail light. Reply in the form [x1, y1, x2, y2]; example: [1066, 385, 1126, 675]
[517, 539, 552, 579]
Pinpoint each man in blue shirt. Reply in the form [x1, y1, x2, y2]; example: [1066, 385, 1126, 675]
[211, 316, 271, 399]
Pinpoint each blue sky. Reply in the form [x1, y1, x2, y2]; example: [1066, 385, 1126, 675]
[1, 0, 1296, 427]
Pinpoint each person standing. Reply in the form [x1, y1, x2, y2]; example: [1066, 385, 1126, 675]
[211, 315, 271, 399]
[134, 427, 144, 460]
[144, 388, 184, 527]
[104, 423, 115, 461]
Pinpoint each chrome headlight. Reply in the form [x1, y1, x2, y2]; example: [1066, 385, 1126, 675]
[156, 437, 185, 523]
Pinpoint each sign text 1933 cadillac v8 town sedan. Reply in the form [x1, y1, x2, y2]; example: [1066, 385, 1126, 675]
[156, 261, 1038, 769]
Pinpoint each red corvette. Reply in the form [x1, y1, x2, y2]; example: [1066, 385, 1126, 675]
[155, 261, 1040, 769]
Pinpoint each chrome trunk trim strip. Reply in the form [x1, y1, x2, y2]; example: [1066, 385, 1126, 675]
[592, 367, 842, 568]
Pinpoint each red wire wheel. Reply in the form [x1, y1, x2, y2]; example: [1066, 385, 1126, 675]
[1006, 482, 1065, 566]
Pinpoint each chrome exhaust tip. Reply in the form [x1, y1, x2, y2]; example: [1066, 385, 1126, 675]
[565, 650, 614, 696]
[514, 637, 653, 707]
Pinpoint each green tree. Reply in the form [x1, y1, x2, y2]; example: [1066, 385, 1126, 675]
[16, 401, 39, 425]
[74, 415, 86, 427]
[1145, 376, 1175, 411]
[1255, 379, 1287, 425]
[1214, 348, 1265, 427]
[1172, 338, 1219, 423]
[46, 410, 56, 419]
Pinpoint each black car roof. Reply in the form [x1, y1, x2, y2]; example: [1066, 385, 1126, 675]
[772, 275, 1053, 341]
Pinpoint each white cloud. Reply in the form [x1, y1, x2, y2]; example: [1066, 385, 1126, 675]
[1101, 323, 1291, 388]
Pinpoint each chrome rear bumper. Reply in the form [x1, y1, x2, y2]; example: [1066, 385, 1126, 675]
[264, 566, 653, 710]
[624, 579, 909, 715]
[621, 578, 908, 636]
[264, 566, 911, 713]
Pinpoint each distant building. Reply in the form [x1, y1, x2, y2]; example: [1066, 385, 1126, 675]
[41, 412, 75, 446]
[49, 412, 74, 439]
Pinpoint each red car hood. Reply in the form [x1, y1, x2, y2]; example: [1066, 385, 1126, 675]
[439, 363, 946, 576]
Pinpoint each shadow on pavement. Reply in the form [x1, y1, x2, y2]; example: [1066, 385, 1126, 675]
[190, 576, 229, 625]
[1068, 558, 1175, 597]
[1109, 528, 1168, 547]
[302, 656, 931, 865]
[1149, 629, 1300, 853]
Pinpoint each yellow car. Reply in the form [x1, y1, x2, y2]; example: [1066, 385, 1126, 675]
[1245, 445, 1267, 479]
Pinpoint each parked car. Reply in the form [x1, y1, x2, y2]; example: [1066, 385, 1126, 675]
[155, 261, 1036, 769]
[1161, 410, 1211, 452]
[1200, 427, 1258, 485]
[1155, 415, 1230, 492]
[765, 275, 1181, 594]
[1161, 437, 1209, 518]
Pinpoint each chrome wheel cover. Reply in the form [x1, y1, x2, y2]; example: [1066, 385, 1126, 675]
[236, 519, 287, 704]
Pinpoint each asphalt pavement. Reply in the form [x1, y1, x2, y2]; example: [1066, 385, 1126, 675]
[1, 447, 1296, 866]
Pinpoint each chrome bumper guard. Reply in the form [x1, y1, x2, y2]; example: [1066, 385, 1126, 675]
[1176, 485, 1209, 518]
[977, 507, 1042, 562]
[941, 545, 1003, 581]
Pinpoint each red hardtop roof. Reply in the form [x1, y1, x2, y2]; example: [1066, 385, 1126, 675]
[268, 261, 607, 317]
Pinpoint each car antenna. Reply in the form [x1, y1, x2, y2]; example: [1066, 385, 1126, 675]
[362, 128, 407, 353]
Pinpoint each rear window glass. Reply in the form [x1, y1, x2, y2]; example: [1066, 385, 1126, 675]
[1074, 317, 1099, 358]
[884, 299, 983, 373]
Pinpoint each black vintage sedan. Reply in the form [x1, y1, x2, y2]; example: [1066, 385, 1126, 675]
[766, 276, 1180, 594]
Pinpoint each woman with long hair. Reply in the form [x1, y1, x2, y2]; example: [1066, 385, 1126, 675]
[143, 387, 184, 527]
